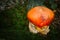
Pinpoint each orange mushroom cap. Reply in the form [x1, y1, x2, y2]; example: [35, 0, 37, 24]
[27, 6, 54, 28]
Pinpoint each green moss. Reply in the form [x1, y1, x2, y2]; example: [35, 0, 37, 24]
[0, 0, 59, 40]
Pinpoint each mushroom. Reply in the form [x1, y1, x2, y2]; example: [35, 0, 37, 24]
[27, 6, 54, 35]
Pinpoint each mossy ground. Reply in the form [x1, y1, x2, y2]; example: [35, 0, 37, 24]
[0, 0, 60, 40]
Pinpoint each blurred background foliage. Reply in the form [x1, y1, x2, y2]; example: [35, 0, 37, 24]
[0, 0, 60, 40]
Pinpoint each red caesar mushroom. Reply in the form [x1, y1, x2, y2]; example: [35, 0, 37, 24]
[27, 6, 54, 35]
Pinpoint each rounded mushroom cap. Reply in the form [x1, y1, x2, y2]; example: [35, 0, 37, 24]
[27, 6, 54, 28]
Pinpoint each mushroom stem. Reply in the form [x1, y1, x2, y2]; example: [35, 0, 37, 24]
[29, 22, 50, 35]
[29, 22, 39, 33]
[36, 26, 50, 35]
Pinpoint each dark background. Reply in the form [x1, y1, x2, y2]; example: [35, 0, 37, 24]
[0, 0, 60, 40]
